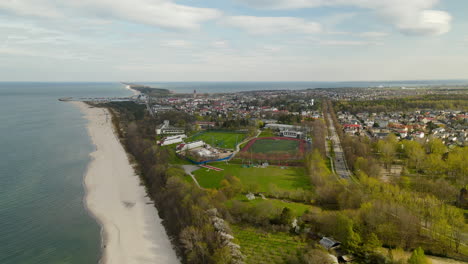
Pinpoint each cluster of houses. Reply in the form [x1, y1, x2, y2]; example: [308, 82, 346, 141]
[337, 110, 468, 145]
[148, 91, 322, 122]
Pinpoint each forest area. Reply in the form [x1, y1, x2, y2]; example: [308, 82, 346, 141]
[334, 95, 468, 114]
[322, 100, 468, 261]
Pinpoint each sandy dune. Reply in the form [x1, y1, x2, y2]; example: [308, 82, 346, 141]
[73, 102, 179, 264]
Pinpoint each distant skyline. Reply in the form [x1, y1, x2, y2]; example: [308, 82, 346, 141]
[0, 0, 467, 81]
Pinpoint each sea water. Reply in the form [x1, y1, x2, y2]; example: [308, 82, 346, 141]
[0, 83, 131, 264]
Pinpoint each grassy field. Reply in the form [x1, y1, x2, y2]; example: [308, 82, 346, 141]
[161, 146, 193, 165]
[258, 129, 276, 138]
[193, 163, 309, 192]
[249, 139, 299, 154]
[230, 195, 316, 217]
[188, 131, 246, 149]
[231, 225, 306, 264]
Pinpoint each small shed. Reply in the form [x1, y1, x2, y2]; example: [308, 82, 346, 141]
[245, 193, 256, 200]
[319, 237, 341, 250]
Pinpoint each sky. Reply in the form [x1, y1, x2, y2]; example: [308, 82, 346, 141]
[0, 0, 467, 82]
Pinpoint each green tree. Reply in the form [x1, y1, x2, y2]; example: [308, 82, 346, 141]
[362, 233, 382, 253]
[402, 140, 425, 171]
[426, 138, 446, 155]
[211, 246, 232, 264]
[279, 207, 294, 225]
[407, 247, 431, 264]
[335, 214, 361, 254]
[377, 135, 398, 169]
[220, 175, 242, 198]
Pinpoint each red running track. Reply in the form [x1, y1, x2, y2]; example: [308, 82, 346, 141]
[200, 164, 224, 171]
[240, 137, 306, 153]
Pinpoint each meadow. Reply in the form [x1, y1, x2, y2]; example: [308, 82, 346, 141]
[192, 163, 309, 192]
[231, 225, 306, 264]
[229, 195, 317, 217]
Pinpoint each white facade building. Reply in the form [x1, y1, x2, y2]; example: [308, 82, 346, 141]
[156, 120, 185, 135]
[178, 140, 205, 151]
[159, 134, 187, 146]
[281, 130, 304, 139]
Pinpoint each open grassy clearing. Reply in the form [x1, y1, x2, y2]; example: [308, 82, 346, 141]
[188, 131, 246, 149]
[248, 138, 299, 154]
[231, 225, 306, 264]
[160, 145, 193, 165]
[193, 163, 309, 192]
[258, 129, 276, 138]
[230, 195, 317, 217]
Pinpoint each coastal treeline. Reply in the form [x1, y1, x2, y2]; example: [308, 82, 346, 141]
[334, 94, 468, 113]
[99, 102, 244, 264]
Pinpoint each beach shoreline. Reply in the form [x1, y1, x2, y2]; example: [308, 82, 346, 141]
[124, 84, 141, 96]
[72, 101, 179, 264]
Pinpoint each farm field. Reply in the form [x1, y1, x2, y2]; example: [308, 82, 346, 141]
[231, 225, 306, 264]
[192, 163, 309, 192]
[188, 130, 246, 149]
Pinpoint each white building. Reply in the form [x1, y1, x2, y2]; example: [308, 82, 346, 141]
[281, 130, 304, 139]
[156, 120, 185, 135]
[265, 123, 303, 131]
[177, 140, 205, 151]
[159, 134, 187, 146]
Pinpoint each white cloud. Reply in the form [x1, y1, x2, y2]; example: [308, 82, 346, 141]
[235, 0, 452, 36]
[160, 40, 193, 48]
[262, 45, 282, 52]
[394, 9, 451, 36]
[359, 31, 389, 38]
[234, 0, 326, 9]
[318, 40, 382, 46]
[212, 40, 229, 48]
[224, 16, 322, 35]
[0, 0, 221, 30]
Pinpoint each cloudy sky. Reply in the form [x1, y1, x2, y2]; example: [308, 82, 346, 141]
[0, 0, 467, 81]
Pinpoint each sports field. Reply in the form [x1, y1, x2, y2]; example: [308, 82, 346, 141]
[239, 137, 306, 160]
[188, 131, 246, 149]
[192, 163, 309, 192]
[249, 139, 299, 154]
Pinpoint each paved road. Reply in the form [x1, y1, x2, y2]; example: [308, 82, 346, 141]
[326, 113, 351, 179]
[228, 130, 261, 161]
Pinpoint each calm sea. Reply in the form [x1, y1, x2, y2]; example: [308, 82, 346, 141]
[0, 83, 131, 264]
[143, 80, 468, 93]
[0, 80, 467, 264]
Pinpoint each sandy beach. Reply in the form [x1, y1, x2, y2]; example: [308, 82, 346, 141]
[125, 85, 141, 96]
[73, 101, 179, 264]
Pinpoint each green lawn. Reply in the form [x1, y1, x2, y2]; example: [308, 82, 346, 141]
[160, 145, 193, 165]
[258, 129, 276, 138]
[188, 131, 246, 149]
[193, 163, 309, 192]
[231, 195, 316, 217]
[231, 225, 306, 264]
[249, 138, 299, 154]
